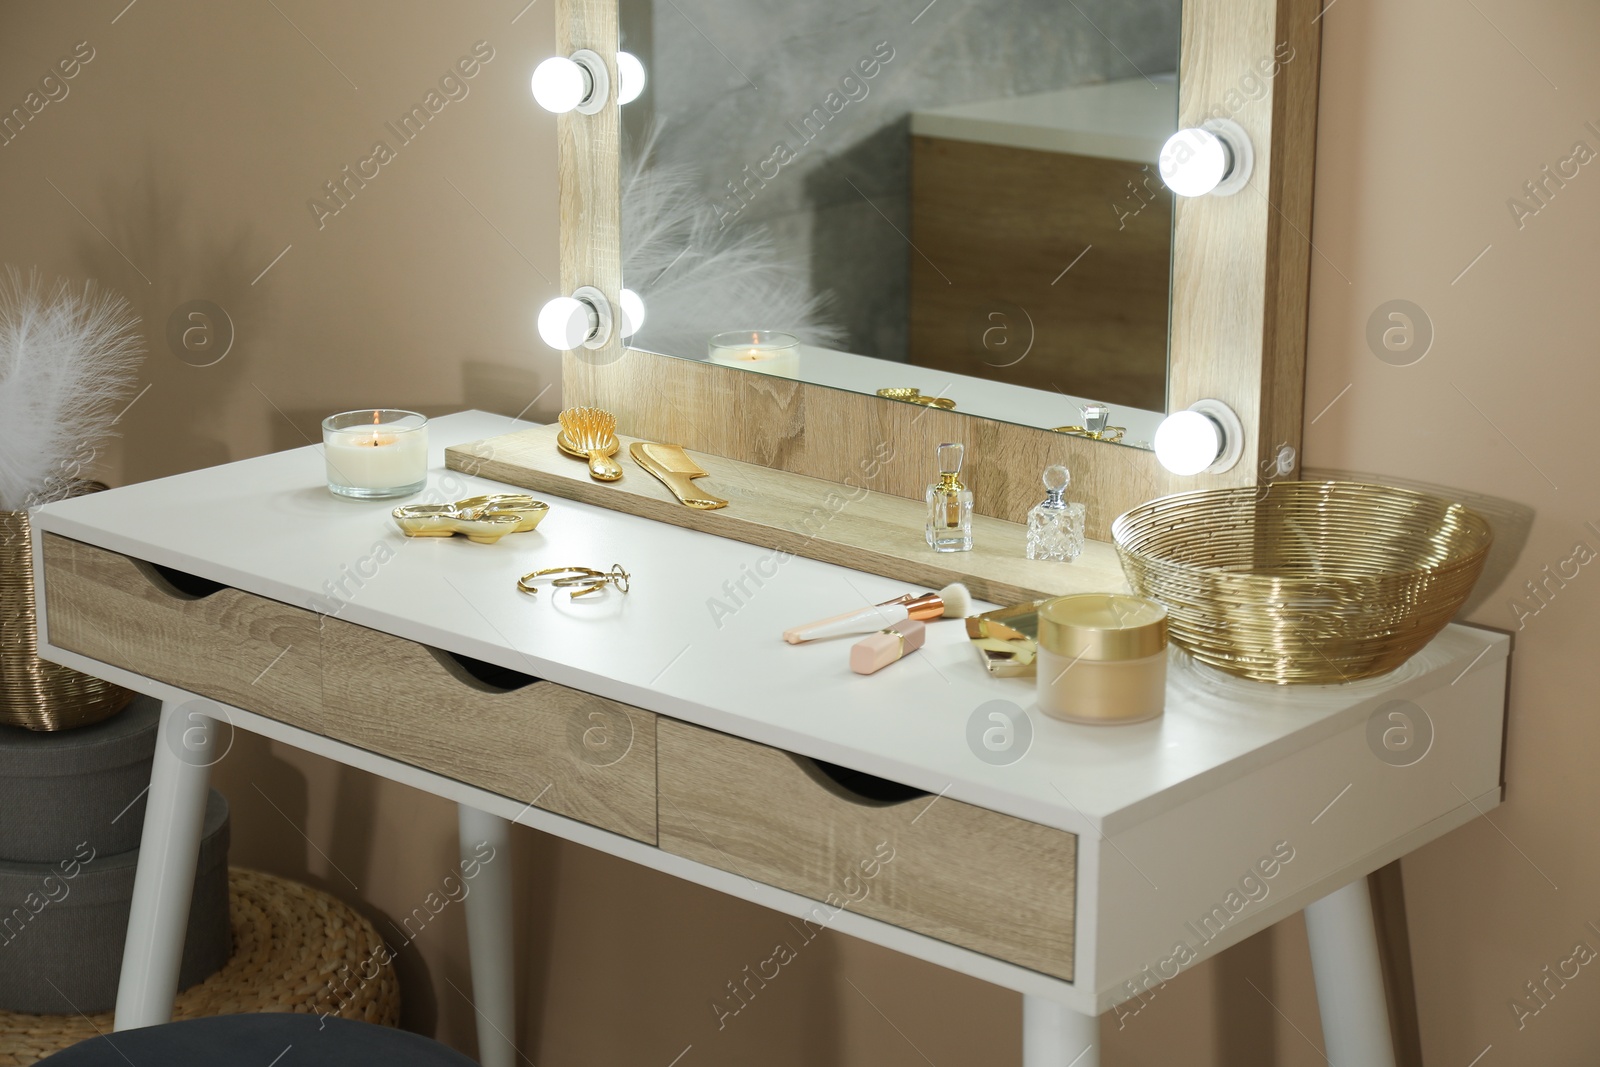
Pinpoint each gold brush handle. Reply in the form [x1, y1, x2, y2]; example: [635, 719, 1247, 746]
[587, 450, 623, 482]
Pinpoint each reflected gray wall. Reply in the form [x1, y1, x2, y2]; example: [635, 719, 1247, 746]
[621, 0, 1179, 361]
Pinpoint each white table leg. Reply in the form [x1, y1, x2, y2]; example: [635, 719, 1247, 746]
[1023, 994, 1099, 1067]
[114, 701, 215, 1030]
[459, 804, 516, 1067]
[1304, 877, 1398, 1067]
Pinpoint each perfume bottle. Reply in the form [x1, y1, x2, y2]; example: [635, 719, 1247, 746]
[925, 442, 973, 552]
[1026, 464, 1085, 561]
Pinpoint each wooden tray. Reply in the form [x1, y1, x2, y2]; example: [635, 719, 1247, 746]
[445, 424, 1129, 606]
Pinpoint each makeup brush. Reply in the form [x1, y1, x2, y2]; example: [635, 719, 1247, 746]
[783, 593, 916, 644]
[785, 582, 973, 643]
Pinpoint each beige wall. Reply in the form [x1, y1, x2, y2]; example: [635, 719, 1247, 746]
[4, 0, 1596, 1062]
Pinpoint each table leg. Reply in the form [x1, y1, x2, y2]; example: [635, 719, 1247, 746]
[1022, 994, 1099, 1067]
[114, 701, 215, 1030]
[1304, 877, 1397, 1067]
[459, 804, 517, 1067]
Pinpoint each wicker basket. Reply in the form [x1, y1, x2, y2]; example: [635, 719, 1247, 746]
[0, 868, 403, 1066]
[1112, 481, 1493, 684]
[1, 487, 133, 731]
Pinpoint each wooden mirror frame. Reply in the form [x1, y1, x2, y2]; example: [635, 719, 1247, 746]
[557, 0, 1322, 540]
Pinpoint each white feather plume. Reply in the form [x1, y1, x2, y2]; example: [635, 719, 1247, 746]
[622, 129, 845, 358]
[0, 268, 144, 510]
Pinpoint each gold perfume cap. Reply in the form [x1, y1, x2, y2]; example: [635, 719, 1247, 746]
[1038, 594, 1167, 662]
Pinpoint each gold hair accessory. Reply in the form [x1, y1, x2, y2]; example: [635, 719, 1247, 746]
[629, 442, 727, 510]
[517, 564, 632, 599]
[392, 494, 549, 544]
[876, 387, 956, 410]
[557, 406, 623, 481]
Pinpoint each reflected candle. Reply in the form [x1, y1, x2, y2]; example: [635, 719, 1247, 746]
[708, 330, 800, 379]
[322, 409, 429, 499]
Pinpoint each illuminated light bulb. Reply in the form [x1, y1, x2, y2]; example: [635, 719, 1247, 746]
[1153, 399, 1245, 475]
[616, 51, 646, 105]
[618, 288, 645, 336]
[1154, 410, 1222, 475]
[531, 57, 587, 114]
[537, 287, 614, 351]
[538, 296, 593, 350]
[1160, 129, 1228, 197]
[1158, 119, 1253, 197]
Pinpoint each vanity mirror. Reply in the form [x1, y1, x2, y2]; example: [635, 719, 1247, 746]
[554, 0, 1322, 539]
[616, 1, 1181, 442]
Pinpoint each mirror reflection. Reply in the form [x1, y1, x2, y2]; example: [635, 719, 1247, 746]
[618, 0, 1180, 447]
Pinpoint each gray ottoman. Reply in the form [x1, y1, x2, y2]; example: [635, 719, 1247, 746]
[0, 789, 231, 1014]
[0, 695, 159, 863]
[39, 1014, 479, 1066]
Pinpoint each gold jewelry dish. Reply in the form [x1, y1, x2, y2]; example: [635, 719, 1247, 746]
[1112, 481, 1493, 684]
[875, 388, 956, 410]
[1053, 424, 1125, 442]
[1053, 403, 1124, 442]
[517, 564, 632, 598]
[557, 406, 624, 481]
[392, 494, 549, 544]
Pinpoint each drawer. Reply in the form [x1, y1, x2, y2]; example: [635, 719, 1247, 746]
[658, 720, 1076, 980]
[322, 618, 657, 844]
[41, 535, 321, 727]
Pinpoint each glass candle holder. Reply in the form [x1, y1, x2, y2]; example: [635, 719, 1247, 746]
[708, 330, 800, 379]
[322, 410, 429, 499]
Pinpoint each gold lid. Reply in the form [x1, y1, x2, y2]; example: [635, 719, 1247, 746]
[1038, 594, 1168, 662]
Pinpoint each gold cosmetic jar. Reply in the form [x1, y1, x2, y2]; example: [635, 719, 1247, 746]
[1036, 594, 1169, 725]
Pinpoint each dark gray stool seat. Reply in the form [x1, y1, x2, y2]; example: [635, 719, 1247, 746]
[40, 1013, 480, 1066]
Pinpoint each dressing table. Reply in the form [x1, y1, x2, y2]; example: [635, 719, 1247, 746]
[30, 411, 1508, 1067]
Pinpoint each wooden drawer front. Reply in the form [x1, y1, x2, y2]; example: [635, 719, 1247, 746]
[41, 535, 321, 727]
[658, 720, 1076, 980]
[322, 618, 657, 843]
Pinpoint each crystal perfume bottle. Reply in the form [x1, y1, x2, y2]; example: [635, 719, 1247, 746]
[925, 442, 973, 552]
[1026, 465, 1085, 561]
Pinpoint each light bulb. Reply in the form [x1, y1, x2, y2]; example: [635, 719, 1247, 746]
[531, 56, 588, 114]
[1154, 409, 1222, 476]
[538, 296, 593, 350]
[616, 51, 646, 105]
[1160, 128, 1229, 197]
[618, 288, 645, 336]
[1158, 119, 1253, 197]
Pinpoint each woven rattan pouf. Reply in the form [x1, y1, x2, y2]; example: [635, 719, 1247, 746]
[0, 868, 401, 1066]
[37, 1013, 474, 1066]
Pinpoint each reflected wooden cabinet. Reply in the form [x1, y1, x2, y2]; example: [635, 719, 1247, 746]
[908, 134, 1173, 413]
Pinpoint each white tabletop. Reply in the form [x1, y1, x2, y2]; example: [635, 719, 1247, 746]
[33, 411, 1506, 838]
[910, 75, 1178, 163]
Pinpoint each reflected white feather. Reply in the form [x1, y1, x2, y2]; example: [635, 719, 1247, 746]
[621, 127, 844, 360]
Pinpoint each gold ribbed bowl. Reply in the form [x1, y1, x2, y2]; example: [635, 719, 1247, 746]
[1111, 481, 1493, 684]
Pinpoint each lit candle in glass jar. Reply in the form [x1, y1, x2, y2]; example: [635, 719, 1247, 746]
[708, 331, 800, 379]
[322, 409, 429, 499]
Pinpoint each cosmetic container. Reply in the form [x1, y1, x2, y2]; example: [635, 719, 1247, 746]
[1026, 464, 1085, 561]
[850, 619, 927, 676]
[925, 442, 973, 552]
[1036, 594, 1168, 724]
